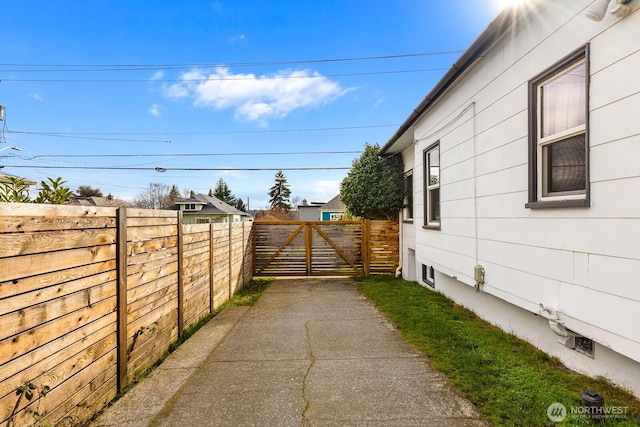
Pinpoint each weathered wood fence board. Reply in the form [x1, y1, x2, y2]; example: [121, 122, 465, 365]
[0, 203, 253, 427]
[0, 204, 119, 427]
[124, 209, 180, 384]
[182, 223, 211, 331]
[368, 220, 400, 274]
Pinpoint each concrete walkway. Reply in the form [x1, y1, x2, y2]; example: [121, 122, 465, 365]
[92, 278, 489, 426]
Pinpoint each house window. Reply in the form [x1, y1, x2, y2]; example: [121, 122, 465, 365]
[423, 143, 440, 228]
[527, 45, 590, 208]
[422, 264, 435, 288]
[403, 170, 413, 221]
[329, 213, 343, 221]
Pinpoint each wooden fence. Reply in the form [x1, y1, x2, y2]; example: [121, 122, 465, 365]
[0, 204, 252, 427]
[253, 220, 399, 276]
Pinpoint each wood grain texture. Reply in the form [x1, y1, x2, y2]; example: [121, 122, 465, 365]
[0, 206, 254, 426]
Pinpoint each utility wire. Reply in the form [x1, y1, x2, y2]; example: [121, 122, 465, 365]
[8, 124, 396, 142]
[9, 124, 396, 137]
[1, 67, 450, 83]
[0, 50, 464, 71]
[7, 133, 172, 143]
[0, 165, 351, 171]
[16, 150, 362, 160]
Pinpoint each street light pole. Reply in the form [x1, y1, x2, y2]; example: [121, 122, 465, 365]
[0, 146, 22, 169]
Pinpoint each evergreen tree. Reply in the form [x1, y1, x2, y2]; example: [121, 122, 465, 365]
[212, 178, 236, 205]
[167, 185, 181, 207]
[234, 198, 247, 212]
[268, 170, 292, 210]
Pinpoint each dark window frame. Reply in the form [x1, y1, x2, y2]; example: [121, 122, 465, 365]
[526, 45, 590, 209]
[422, 264, 435, 288]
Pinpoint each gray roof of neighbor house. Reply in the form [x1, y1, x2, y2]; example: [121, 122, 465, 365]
[68, 195, 131, 208]
[379, 7, 518, 156]
[171, 193, 250, 216]
[320, 194, 346, 211]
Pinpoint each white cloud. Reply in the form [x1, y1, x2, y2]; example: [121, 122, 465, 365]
[161, 67, 350, 123]
[149, 104, 164, 116]
[29, 93, 43, 101]
[309, 180, 341, 202]
[150, 71, 164, 81]
[373, 96, 385, 108]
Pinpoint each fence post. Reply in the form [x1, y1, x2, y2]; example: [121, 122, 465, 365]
[177, 211, 184, 338]
[116, 207, 128, 393]
[362, 219, 371, 277]
[305, 223, 312, 276]
[241, 222, 246, 288]
[209, 222, 215, 313]
[251, 222, 256, 276]
[228, 222, 233, 298]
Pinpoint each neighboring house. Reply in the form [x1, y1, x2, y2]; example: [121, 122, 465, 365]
[170, 193, 251, 224]
[298, 202, 325, 221]
[68, 194, 131, 208]
[380, 1, 640, 396]
[318, 195, 347, 221]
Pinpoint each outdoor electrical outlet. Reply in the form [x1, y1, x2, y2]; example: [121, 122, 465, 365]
[474, 265, 485, 285]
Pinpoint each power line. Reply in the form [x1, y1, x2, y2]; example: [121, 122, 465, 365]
[8, 124, 396, 142]
[0, 50, 464, 72]
[15, 150, 362, 160]
[0, 67, 449, 83]
[9, 124, 396, 137]
[0, 165, 351, 171]
[7, 132, 171, 143]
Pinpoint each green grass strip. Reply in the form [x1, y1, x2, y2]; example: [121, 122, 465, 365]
[356, 275, 640, 426]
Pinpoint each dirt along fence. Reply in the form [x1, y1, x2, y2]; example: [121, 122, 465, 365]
[0, 203, 252, 427]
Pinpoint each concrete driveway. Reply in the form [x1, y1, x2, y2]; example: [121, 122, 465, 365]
[92, 278, 489, 426]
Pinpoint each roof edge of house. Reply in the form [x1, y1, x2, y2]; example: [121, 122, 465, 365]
[379, 7, 518, 156]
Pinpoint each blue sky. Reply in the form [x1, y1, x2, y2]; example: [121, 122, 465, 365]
[0, 1, 507, 209]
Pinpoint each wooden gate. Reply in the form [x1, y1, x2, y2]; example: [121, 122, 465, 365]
[252, 220, 399, 276]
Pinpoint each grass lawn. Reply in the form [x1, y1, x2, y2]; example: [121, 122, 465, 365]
[356, 275, 640, 426]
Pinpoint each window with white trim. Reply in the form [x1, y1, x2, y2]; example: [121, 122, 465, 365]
[424, 143, 440, 228]
[527, 46, 589, 208]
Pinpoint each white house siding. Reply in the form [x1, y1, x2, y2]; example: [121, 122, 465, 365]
[400, 150, 417, 281]
[400, 0, 640, 395]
